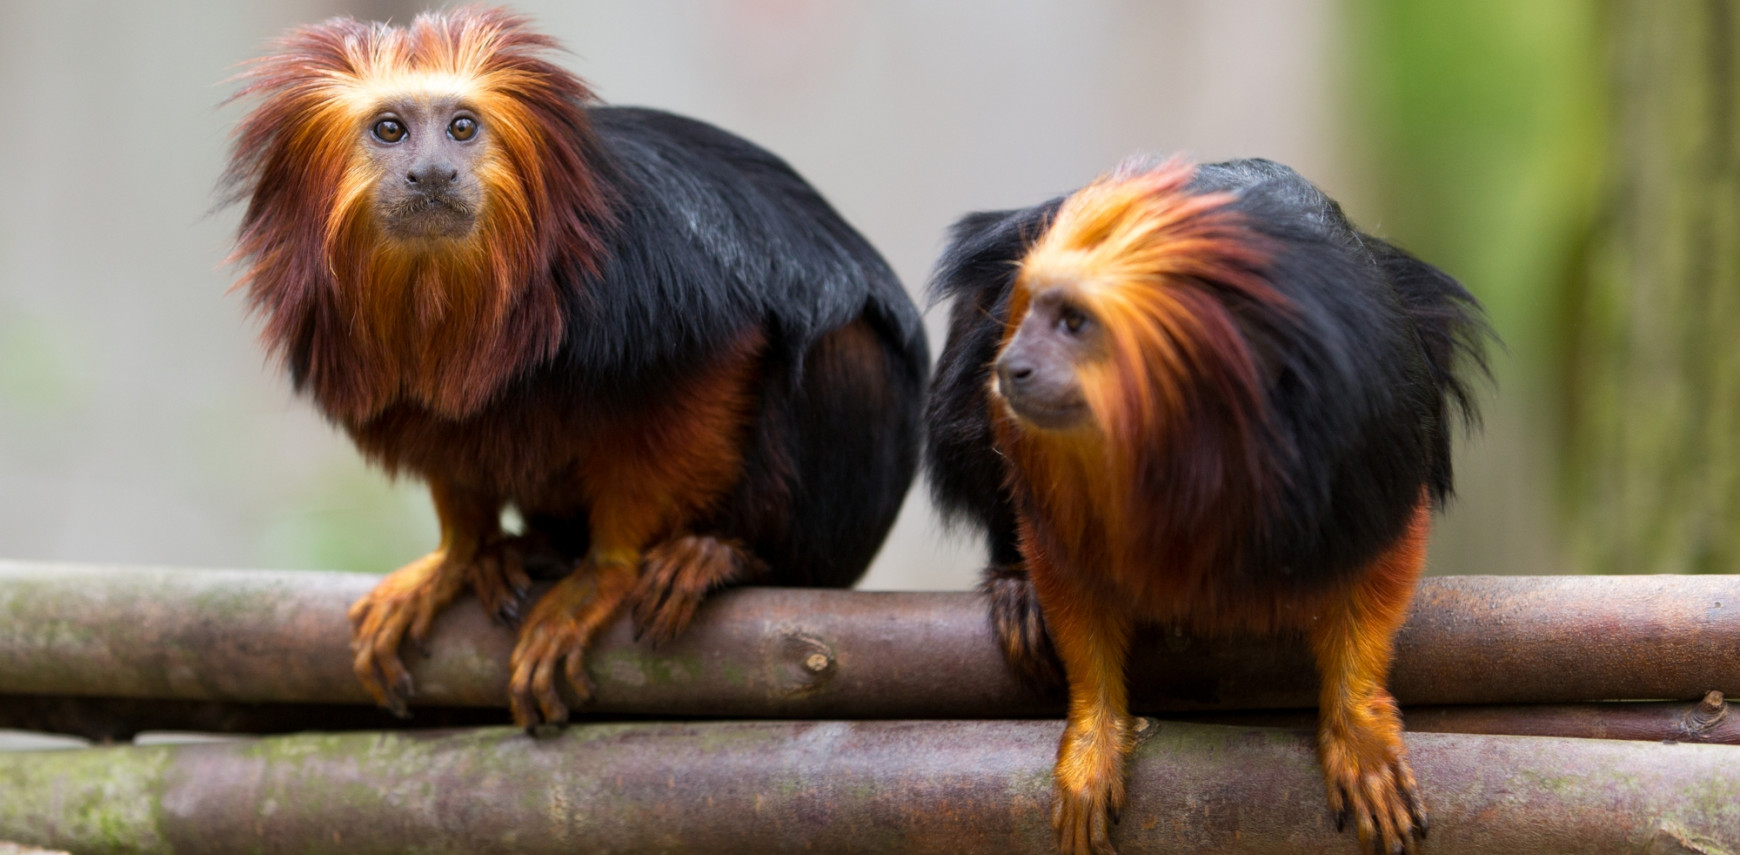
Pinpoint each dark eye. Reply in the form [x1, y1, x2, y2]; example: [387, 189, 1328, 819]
[448, 116, 478, 141]
[1059, 305, 1089, 335]
[372, 119, 405, 143]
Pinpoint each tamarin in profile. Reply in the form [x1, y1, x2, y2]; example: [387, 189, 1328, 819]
[926, 158, 1488, 855]
[223, 7, 927, 727]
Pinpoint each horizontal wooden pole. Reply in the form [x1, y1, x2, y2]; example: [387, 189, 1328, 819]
[1, 720, 1735, 854]
[1177, 692, 1739, 744]
[0, 563, 1735, 722]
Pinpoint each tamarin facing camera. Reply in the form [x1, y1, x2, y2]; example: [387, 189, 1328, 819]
[926, 158, 1489, 855]
[224, 7, 926, 727]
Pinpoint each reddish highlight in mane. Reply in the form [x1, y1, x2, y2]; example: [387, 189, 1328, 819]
[995, 158, 1289, 588]
[222, 6, 613, 422]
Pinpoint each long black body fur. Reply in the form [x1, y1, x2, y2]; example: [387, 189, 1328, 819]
[926, 158, 1487, 600]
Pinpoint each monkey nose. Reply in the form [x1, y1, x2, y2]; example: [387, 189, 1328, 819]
[405, 162, 460, 190]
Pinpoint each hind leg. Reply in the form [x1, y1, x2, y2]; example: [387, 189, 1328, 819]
[630, 534, 768, 644]
[1310, 501, 1431, 854]
[1031, 548, 1134, 855]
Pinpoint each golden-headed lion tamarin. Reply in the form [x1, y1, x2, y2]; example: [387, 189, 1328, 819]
[926, 157, 1489, 854]
[224, 7, 927, 727]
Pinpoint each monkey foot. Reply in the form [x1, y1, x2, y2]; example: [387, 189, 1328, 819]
[1320, 724, 1427, 855]
[630, 535, 765, 645]
[466, 535, 535, 626]
[981, 562, 1064, 690]
[1051, 773, 1125, 855]
[509, 559, 637, 729]
[1052, 714, 1132, 855]
[347, 550, 468, 717]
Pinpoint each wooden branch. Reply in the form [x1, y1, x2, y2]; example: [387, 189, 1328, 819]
[1, 720, 1735, 854]
[0, 563, 1735, 724]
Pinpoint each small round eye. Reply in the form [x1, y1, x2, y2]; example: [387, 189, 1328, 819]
[448, 116, 478, 141]
[372, 119, 406, 143]
[1059, 305, 1089, 335]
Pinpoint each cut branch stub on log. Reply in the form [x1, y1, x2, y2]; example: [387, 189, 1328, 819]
[0, 720, 1736, 855]
[0, 563, 1735, 719]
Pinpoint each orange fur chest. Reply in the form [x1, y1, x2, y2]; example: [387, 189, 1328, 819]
[345, 327, 766, 525]
[996, 411, 1351, 634]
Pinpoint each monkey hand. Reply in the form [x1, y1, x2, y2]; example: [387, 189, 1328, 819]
[981, 562, 1065, 689]
[1051, 716, 1131, 855]
[1319, 693, 1427, 855]
[465, 535, 536, 626]
[509, 557, 637, 729]
[629, 534, 764, 646]
[347, 549, 471, 716]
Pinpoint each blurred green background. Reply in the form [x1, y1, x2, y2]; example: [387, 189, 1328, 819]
[0, 0, 1733, 584]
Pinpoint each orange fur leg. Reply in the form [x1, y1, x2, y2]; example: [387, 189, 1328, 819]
[347, 481, 500, 717]
[1310, 501, 1431, 855]
[981, 561, 1064, 690]
[630, 534, 766, 646]
[1033, 564, 1134, 855]
[508, 553, 637, 728]
[507, 328, 762, 728]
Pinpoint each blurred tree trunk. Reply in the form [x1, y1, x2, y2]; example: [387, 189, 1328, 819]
[1561, 0, 1740, 574]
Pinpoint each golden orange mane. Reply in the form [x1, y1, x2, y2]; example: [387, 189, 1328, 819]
[224, 6, 613, 421]
[996, 158, 1288, 581]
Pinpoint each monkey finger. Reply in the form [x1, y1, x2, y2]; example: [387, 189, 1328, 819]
[1394, 760, 1427, 839]
[658, 595, 702, 647]
[508, 658, 540, 730]
[1356, 811, 1377, 852]
[1328, 782, 1350, 832]
[374, 648, 416, 717]
[534, 653, 568, 726]
[564, 647, 596, 705]
[628, 585, 667, 642]
[346, 597, 372, 628]
[351, 648, 391, 710]
[408, 596, 440, 650]
[1089, 805, 1116, 855]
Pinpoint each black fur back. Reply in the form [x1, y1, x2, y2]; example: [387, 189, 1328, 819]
[520, 107, 928, 588]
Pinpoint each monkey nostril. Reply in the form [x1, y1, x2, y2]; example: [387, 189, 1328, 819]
[997, 360, 1035, 391]
[446, 169, 459, 182]
[405, 172, 419, 185]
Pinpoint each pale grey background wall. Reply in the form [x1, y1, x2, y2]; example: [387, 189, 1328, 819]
[0, 0, 1350, 589]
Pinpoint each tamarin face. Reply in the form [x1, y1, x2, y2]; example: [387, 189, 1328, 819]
[994, 284, 1102, 431]
[362, 95, 488, 241]
[226, 8, 614, 419]
[993, 160, 1282, 468]
[227, 10, 610, 277]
